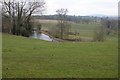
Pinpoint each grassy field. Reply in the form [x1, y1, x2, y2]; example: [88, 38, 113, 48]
[41, 21, 101, 37]
[2, 33, 118, 78]
[36, 19, 118, 41]
[35, 19, 100, 34]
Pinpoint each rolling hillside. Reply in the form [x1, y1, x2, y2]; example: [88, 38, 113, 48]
[2, 34, 118, 78]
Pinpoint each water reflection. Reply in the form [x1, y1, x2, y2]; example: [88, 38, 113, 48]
[30, 31, 58, 42]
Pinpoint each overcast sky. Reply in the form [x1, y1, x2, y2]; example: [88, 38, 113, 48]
[45, 0, 119, 16]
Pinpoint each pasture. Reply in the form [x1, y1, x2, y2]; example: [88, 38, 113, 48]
[36, 19, 118, 41]
[2, 33, 118, 78]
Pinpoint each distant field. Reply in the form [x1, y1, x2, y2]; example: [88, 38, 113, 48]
[3, 34, 118, 78]
[35, 19, 118, 41]
[34, 19, 58, 23]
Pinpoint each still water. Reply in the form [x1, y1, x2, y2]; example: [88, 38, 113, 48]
[30, 31, 58, 42]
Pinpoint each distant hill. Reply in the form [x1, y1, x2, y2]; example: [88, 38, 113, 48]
[87, 14, 118, 18]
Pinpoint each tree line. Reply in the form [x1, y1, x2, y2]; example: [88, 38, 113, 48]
[32, 15, 102, 24]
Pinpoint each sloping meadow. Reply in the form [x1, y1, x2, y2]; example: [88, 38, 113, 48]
[2, 34, 118, 78]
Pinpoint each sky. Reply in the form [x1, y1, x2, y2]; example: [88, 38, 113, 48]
[45, 0, 119, 16]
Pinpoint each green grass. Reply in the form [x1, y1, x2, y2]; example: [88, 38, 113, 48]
[3, 33, 118, 78]
[39, 20, 101, 36]
[39, 19, 118, 41]
[41, 22, 101, 37]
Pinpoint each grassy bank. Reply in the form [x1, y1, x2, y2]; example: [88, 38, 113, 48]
[2, 33, 118, 78]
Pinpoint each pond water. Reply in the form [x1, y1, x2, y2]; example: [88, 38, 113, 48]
[30, 31, 58, 42]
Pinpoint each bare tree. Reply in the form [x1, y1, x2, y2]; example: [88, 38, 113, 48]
[101, 17, 118, 35]
[93, 26, 106, 42]
[2, 0, 46, 37]
[56, 8, 70, 39]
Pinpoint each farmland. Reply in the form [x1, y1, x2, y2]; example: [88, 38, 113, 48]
[35, 19, 118, 41]
[2, 33, 118, 78]
[2, 0, 118, 78]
